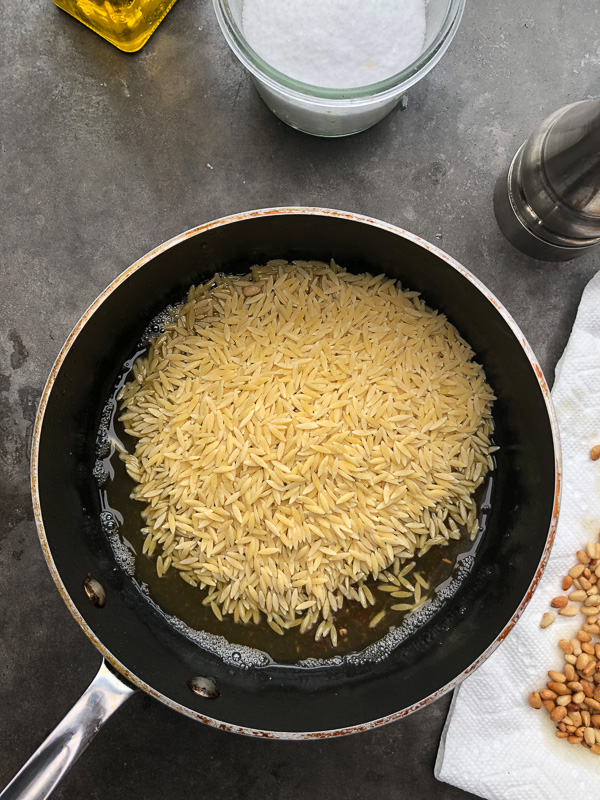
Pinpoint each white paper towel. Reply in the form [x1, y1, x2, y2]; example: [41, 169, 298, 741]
[436, 270, 600, 799]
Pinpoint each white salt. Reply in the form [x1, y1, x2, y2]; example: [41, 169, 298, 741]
[242, 0, 427, 90]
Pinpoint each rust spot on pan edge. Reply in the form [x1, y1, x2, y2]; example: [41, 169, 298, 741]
[30, 207, 561, 739]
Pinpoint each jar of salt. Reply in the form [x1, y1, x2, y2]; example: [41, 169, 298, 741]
[213, 0, 465, 136]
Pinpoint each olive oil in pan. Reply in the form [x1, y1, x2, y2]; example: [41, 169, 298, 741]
[96, 354, 495, 665]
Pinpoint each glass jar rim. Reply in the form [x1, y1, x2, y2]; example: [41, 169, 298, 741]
[213, 0, 466, 101]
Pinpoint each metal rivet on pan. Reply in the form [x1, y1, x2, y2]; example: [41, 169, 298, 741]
[83, 574, 106, 608]
[187, 676, 220, 699]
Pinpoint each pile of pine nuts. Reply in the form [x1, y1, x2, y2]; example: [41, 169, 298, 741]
[529, 538, 600, 753]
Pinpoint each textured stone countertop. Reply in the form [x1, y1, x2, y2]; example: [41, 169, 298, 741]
[1, 2, 599, 798]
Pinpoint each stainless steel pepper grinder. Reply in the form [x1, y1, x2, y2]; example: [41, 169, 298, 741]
[494, 99, 600, 261]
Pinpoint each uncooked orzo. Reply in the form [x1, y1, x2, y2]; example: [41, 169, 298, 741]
[117, 261, 496, 645]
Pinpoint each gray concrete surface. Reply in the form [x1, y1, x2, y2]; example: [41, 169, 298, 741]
[1, 1, 599, 798]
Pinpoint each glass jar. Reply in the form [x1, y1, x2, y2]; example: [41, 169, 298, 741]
[53, 0, 178, 52]
[212, 0, 465, 137]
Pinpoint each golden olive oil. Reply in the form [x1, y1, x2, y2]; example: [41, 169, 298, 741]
[53, 0, 178, 53]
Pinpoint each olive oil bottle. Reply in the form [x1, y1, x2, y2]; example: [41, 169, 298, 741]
[53, 0, 178, 53]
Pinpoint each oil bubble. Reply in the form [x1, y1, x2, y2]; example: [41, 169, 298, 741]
[139, 306, 177, 346]
[93, 461, 108, 486]
[101, 512, 135, 577]
[164, 611, 272, 669]
[100, 511, 119, 534]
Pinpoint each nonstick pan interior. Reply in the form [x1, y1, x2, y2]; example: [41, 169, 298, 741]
[34, 209, 558, 736]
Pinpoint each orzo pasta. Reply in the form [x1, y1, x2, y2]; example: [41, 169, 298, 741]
[117, 261, 495, 645]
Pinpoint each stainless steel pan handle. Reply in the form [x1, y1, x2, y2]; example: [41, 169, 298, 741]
[0, 661, 137, 800]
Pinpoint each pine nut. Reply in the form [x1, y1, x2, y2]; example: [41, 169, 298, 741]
[563, 575, 574, 591]
[573, 691, 586, 704]
[242, 284, 262, 298]
[585, 727, 596, 745]
[583, 661, 597, 677]
[567, 681, 583, 691]
[577, 630, 592, 642]
[571, 564, 586, 578]
[581, 577, 593, 591]
[549, 670, 566, 683]
[556, 695, 572, 707]
[556, 730, 569, 739]
[548, 681, 571, 695]
[543, 699, 556, 713]
[582, 606, 599, 616]
[570, 591, 587, 603]
[559, 606, 579, 617]
[581, 680, 594, 697]
[591, 744, 600, 754]
[559, 639, 574, 654]
[565, 653, 578, 665]
[528, 691, 542, 709]
[565, 664, 576, 681]
[540, 689, 557, 700]
[565, 664, 579, 691]
[584, 698, 600, 711]
[582, 643, 596, 655]
[551, 706, 567, 722]
[578, 550, 591, 565]
[583, 623, 600, 634]
[582, 710, 591, 727]
[565, 664, 579, 686]
[541, 612, 556, 628]
[570, 711, 583, 727]
[568, 735, 583, 744]
[590, 445, 600, 461]
[551, 596, 568, 608]
[577, 653, 592, 670]
[572, 639, 583, 655]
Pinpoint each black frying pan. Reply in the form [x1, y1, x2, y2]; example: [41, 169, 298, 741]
[2, 208, 560, 800]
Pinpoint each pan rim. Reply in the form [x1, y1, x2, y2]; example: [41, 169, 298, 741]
[30, 206, 561, 739]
